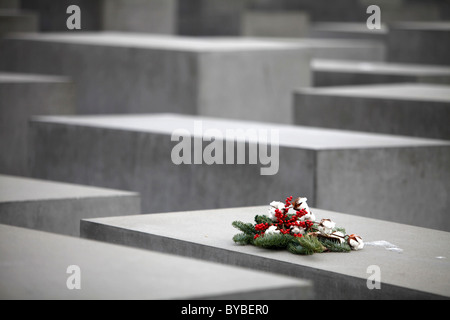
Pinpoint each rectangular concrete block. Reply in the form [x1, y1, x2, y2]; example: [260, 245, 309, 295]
[0, 224, 313, 299]
[242, 10, 310, 38]
[102, 0, 176, 34]
[0, 174, 140, 236]
[0, 72, 75, 176]
[0, 32, 311, 122]
[28, 114, 450, 231]
[312, 59, 450, 87]
[294, 83, 450, 140]
[248, 0, 366, 22]
[387, 22, 450, 66]
[255, 37, 386, 61]
[80, 206, 450, 299]
[177, 0, 245, 36]
[0, 9, 38, 36]
[308, 22, 388, 42]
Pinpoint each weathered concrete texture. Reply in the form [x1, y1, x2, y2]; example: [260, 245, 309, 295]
[387, 22, 450, 66]
[0, 32, 310, 122]
[308, 23, 388, 42]
[80, 206, 450, 299]
[0, 0, 19, 9]
[252, 37, 386, 61]
[20, 0, 102, 31]
[0, 72, 75, 176]
[312, 59, 450, 87]
[28, 114, 450, 231]
[177, 0, 245, 36]
[294, 83, 450, 140]
[0, 224, 313, 300]
[0, 9, 38, 36]
[0, 174, 140, 236]
[248, 0, 366, 22]
[102, 0, 176, 34]
[242, 11, 310, 38]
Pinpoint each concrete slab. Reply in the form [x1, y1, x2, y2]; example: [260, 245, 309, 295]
[0, 32, 311, 122]
[308, 23, 388, 42]
[312, 59, 450, 86]
[20, 0, 102, 31]
[0, 174, 140, 236]
[80, 206, 450, 299]
[102, 0, 176, 34]
[0, 72, 75, 176]
[177, 0, 245, 36]
[387, 22, 450, 66]
[242, 11, 310, 38]
[28, 113, 450, 231]
[0, 223, 313, 299]
[294, 83, 450, 140]
[241, 37, 386, 61]
[248, 0, 366, 22]
[0, 9, 38, 36]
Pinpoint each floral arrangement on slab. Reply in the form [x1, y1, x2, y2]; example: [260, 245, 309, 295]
[232, 196, 364, 255]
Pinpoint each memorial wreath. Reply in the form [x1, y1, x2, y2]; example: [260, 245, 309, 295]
[232, 196, 364, 255]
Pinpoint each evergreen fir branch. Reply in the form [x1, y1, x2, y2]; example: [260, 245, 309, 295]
[287, 242, 312, 255]
[232, 221, 256, 235]
[253, 233, 294, 249]
[319, 238, 351, 252]
[232, 233, 254, 245]
[296, 235, 326, 254]
[254, 215, 273, 225]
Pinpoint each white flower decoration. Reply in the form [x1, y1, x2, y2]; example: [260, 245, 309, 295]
[265, 225, 280, 235]
[348, 234, 364, 250]
[318, 219, 336, 235]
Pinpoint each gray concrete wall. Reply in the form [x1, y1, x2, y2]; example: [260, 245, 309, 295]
[294, 84, 450, 140]
[387, 22, 450, 66]
[0, 72, 75, 176]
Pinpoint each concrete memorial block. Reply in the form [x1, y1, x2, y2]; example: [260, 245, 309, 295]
[20, 0, 102, 31]
[312, 59, 450, 87]
[387, 22, 450, 66]
[308, 23, 388, 42]
[0, 0, 19, 9]
[0, 32, 310, 120]
[0, 72, 75, 176]
[80, 206, 450, 299]
[248, 0, 366, 22]
[258, 37, 386, 61]
[242, 10, 310, 38]
[294, 83, 450, 140]
[102, 0, 176, 34]
[0, 174, 140, 236]
[29, 114, 450, 230]
[177, 0, 245, 36]
[0, 224, 313, 300]
[0, 9, 38, 36]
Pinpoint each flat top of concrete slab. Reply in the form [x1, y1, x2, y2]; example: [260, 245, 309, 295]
[390, 22, 450, 31]
[312, 59, 450, 76]
[296, 83, 450, 103]
[4, 32, 311, 52]
[0, 224, 311, 299]
[311, 22, 388, 34]
[83, 206, 450, 298]
[0, 175, 138, 203]
[31, 113, 450, 150]
[236, 36, 385, 49]
[0, 72, 70, 83]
